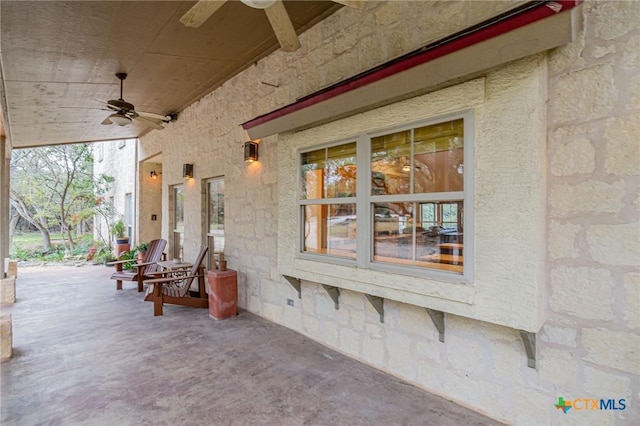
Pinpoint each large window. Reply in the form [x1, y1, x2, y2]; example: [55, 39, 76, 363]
[299, 116, 466, 274]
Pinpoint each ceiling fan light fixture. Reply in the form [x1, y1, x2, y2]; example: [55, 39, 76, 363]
[240, 0, 277, 9]
[109, 113, 132, 126]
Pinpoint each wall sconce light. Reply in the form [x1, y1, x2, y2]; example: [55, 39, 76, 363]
[183, 164, 194, 179]
[244, 141, 259, 163]
[150, 170, 161, 179]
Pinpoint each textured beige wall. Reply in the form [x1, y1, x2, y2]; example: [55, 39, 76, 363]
[137, 1, 639, 424]
[92, 139, 137, 245]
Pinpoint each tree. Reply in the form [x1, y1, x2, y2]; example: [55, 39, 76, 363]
[10, 144, 113, 251]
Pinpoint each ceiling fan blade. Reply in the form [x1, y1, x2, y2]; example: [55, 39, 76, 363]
[180, 0, 228, 28]
[264, 0, 300, 52]
[101, 116, 113, 125]
[136, 110, 168, 121]
[133, 115, 165, 130]
[332, 0, 366, 9]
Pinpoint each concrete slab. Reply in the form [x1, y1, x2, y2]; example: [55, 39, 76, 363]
[0, 265, 500, 425]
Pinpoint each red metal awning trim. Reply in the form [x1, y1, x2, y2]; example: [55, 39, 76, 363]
[242, 0, 580, 132]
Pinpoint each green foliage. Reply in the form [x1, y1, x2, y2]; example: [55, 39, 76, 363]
[111, 219, 126, 239]
[117, 250, 136, 271]
[135, 242, 149, 254]
[10, 144, 115, 250]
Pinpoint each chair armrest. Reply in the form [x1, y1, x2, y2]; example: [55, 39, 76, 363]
[134, 261, 158, 267]
[107, 259, 135, 266]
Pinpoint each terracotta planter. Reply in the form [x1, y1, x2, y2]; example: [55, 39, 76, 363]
[137, 252, 146, 262]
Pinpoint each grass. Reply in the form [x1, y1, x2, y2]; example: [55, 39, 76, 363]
[10, 232, 101, 262]
[12, 233, 65, 250]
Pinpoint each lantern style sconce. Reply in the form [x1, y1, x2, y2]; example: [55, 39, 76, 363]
[183, 163, 194, 179]
[150, 170, 161, 179]
[244, 141, 259, 163]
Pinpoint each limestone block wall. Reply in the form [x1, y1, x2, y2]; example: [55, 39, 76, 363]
[138, 161, 162, 244]
[137, 1, 639, 424]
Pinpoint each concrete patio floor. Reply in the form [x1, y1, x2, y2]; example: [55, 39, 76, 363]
[1, 264, 499, 425]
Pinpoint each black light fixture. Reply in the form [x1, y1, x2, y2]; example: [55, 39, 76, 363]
[183, 164, 194, 179]
[150, 170, 159, 179]
[244, 141, 259, 163]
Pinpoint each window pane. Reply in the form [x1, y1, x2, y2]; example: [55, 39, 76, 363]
[208, 179, 225, 254]
[413, 119, 464, 194]
[373, 201, 463, 274]
[325, 142, 357, 198]
[303, 204, 356, 258]
[301, 149, 325, 200]
[302, 142, 357, 200]
[371, 130, 411, 195]
[373, 202, 413, 261]
[174, 185, 184, 231]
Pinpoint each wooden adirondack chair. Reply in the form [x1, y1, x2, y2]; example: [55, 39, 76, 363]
[109, 239, 167, 292]
[143, 246, 209, 316]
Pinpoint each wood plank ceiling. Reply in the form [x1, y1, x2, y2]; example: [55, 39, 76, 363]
[0, 0, 341, 148]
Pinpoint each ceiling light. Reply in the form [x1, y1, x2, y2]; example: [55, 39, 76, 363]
[240, 0, 277, 9]
[109, 113, 132, 126]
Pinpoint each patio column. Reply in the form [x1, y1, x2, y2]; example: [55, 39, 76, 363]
[0, 136, 9, 275]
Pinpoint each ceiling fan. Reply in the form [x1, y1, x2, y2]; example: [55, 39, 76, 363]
[180, 0, 366, 52]
[98, 73, 171, 130]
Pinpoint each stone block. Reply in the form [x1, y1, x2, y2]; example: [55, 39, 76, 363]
[514, 387, 551, 426]
[538, 348, 578, 387]
[5, 260, 17, 278]
[1, 277, 16, 305]
[321, 321, 339, 347]
[447, 335, 486, 374]
[0, 315, 12, 362]
[592, 0, 640, 41]
[582, 328, 640, 374]
[550, 266, 614, 320]
[582, 365, 632, 396]
[394, 303, 433, 337]
[490, 341, 525, 384]
[539, 324, 578, 347]
[623, 273, 640, 329]
[386, 332, 416, 380]
[339, 327, 361, 357]
[551, 138, 596, 176]
[362, 335, 385, 368]
[550, 181, 625, 216]
[550, 64, 616, 124]
[604, 114, 640, 175]
[586, 224, 640, 266]
[548, 221, 581, 260]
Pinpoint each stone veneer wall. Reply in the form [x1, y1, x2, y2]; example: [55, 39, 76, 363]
[138, 2, 639, 424]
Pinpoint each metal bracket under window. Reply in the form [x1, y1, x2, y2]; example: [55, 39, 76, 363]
[283, 275, 301, 299]
[365, 294, 384, 323]
[518, 330, 536, 369]
[425, 308, 445, 343]
[321, 285, 340, 310]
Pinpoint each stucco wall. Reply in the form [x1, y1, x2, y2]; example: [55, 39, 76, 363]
[92, 139, 137, 246]
[137, 1, 639, 424]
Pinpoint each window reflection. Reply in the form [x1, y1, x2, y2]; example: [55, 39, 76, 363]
[304, 204, 356, 258]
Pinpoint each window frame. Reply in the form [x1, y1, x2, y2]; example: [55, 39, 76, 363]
[296, 110, 474, 284]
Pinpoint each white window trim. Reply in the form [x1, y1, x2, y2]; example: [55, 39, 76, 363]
[296, 110, 474, 285]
